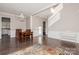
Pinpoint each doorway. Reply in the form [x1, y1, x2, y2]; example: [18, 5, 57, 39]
[43, 21, 46, 36]
[1, 17, 10, 40]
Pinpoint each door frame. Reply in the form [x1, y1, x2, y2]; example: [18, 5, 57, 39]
[1, 17, 11, 39]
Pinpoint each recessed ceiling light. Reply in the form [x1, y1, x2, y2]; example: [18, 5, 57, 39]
[50, 8, 54, 13]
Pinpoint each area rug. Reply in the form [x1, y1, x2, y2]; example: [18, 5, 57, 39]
[8, 44, 63, 55]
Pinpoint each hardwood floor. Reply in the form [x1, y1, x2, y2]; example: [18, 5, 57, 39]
[0, 36, 79, 55]
[0, 38, 33, 55]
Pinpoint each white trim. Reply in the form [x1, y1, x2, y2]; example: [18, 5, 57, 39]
[48, 31, 79, 43]
[30, 16, 33, 32]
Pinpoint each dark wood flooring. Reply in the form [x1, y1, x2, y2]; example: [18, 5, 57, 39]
[0, 36, 79, 55]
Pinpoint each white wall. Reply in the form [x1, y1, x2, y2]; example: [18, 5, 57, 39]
[48, 3, 79, 43]
[26, 18, 30, 29]
[32, 16, 47, 37]
[49, 3, 79, 32]
[0, 12, 26, 39]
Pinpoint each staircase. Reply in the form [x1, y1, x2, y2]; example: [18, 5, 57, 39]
[47, 4, 79, 43]
[48, 3, 63, 28]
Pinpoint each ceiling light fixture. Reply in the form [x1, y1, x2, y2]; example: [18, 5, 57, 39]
[19, 13, 25, 18]
[50, 8, 54, 13]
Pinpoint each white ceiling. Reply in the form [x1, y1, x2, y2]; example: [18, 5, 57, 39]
[0, 3, 53, 18]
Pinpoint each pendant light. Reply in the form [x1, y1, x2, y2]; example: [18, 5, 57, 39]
[19, 13, 25, 18]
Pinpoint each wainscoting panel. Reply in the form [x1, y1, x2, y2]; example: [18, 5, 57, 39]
[48, 31, 79, 43]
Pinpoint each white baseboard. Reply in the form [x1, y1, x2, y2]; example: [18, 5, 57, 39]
[48, 31, 79, 43]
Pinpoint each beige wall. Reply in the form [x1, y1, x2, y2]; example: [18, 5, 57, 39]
[49, 3, 79, 32]
[26, 18, 30, 29]
[0, 12, 27, 39]
[32, 16, 47, 37]
[25, 16, 48, 37]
